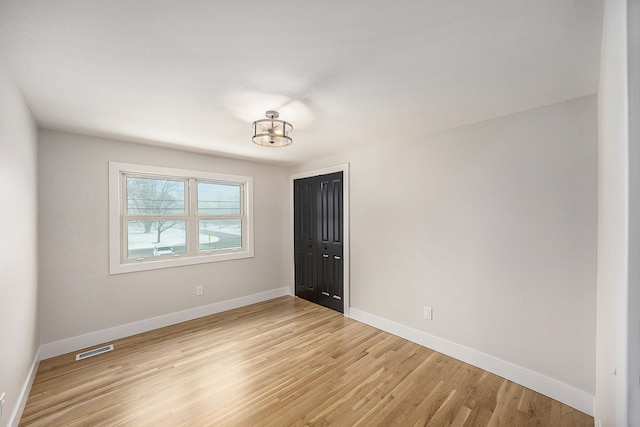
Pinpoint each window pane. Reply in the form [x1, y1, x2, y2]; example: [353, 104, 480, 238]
[199, 219, 242, 251]
[127, 220, 186, 258]
[197, 182, 241, 215]
[127, 177, 186, 215]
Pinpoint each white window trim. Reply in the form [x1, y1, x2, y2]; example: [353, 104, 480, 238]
[109, 161, 254, 274]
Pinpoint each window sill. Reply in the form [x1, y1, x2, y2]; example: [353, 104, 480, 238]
[109, 249, 255, 275]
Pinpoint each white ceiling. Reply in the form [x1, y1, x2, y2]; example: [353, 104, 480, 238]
[0, 1, 603, 166]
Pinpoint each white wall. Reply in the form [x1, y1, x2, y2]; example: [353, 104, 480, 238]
[38, 130, 290, 346]
[596, 0, 629, 425]
[291, 96, 598, 408]
[596, 0, 640, 425]
[0, 58, 39, 426]
[627, 0, 640, 423]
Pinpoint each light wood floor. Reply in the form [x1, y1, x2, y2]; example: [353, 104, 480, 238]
[20, 296, 593, 426]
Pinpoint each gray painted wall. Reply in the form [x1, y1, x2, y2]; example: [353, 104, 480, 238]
[0, 57, 39, 426]
[37, 130, 290, 345]
[292, 95, 598, 396]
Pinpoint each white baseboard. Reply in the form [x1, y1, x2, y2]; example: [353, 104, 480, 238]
[8, 348, 40, 427]
[349, 307, 595, 416]
[39, 287, 290, 360]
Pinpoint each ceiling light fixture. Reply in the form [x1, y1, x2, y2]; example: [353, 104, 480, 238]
[252, 110, 293, 147]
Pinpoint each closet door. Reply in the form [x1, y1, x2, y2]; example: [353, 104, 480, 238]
[294, 176, 316, 302]
[294, 172, 343, 313]
[316, 173, 343, 312]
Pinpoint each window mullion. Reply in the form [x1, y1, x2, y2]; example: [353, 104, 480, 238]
[189, 178, 198, 257]
[123, 215, 188, 221]
[197, 215, 243, 220]
[121, 172, 130, 263]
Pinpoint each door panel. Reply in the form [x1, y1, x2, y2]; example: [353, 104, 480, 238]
[294, 178, 316, 301]
[294, 172, 343, 313]
[332, 177, 342, 244]
[329, 254, 343, 309]
[318, 253, 331, 303]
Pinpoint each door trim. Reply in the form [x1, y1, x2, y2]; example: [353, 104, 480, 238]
[290, 164, 350, 317]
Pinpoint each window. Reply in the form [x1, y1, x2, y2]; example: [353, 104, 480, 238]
[109, 162, 253, 274]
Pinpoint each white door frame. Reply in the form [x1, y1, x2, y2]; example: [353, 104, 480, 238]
[290, 163, 350, 317]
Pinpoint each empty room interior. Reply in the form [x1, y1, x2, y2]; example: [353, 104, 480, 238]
[1, 1, 638, 426]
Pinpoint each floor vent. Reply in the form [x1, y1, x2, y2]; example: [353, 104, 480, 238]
[76, 344, 114, 361]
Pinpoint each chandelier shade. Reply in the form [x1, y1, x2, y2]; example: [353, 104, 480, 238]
[252, 111, 293, 147]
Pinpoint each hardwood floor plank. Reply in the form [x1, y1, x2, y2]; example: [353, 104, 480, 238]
[20, 297, 593, 426]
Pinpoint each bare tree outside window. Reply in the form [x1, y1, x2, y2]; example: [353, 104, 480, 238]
[126, 177, 185, 243]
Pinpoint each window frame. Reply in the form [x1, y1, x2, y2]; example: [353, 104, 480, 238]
[109, 162, 254, 274]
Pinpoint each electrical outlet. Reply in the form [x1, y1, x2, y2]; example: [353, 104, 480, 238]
[196, 285, 204, 296]
[0, 392, 6, 417]
[424, 306, 433, 320]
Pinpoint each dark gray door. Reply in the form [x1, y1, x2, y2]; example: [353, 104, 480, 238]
[294, 172, 344, 313]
